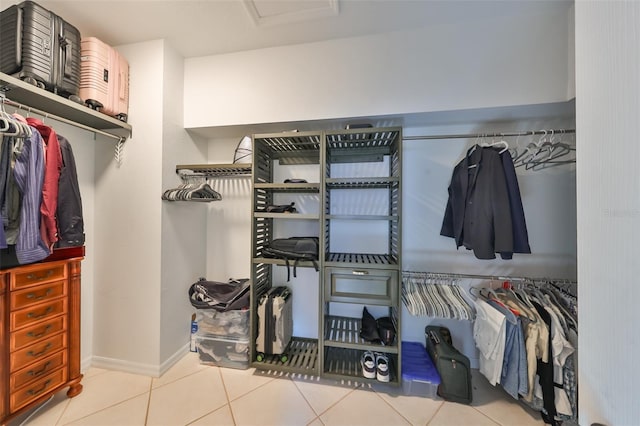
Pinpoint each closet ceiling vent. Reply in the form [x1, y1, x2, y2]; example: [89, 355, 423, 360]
[243, 0, 339, 26]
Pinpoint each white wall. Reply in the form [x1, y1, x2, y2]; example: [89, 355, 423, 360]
[204, 137, 252, 282]
[576, 2, 640, 424]
[184, 6, 571, 129]
[159, 42, 209, 365]
[92, 40, 164, 373]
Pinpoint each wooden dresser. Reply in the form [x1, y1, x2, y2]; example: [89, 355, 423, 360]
[1, 254, 84, 425]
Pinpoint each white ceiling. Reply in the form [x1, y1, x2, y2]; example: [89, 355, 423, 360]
[2, 0, 573, 58]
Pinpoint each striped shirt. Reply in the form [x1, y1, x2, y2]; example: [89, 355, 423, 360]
[13, 128, 49, 264]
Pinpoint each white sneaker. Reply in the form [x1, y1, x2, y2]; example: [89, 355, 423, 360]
[376, 353, 390, 383]
[361, 351, 376, 379]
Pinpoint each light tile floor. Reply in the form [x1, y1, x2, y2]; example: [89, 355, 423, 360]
[9, 352, 545, 426]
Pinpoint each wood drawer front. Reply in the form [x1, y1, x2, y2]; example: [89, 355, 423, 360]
[325, 267, 398, 305]
[11, 351, 66, 390]
[10, 333, 66, 371]
[12, 264, 66, 290]
[11, 280, 67, 311]
[10, 299, 66, 331]
[11, 316, 67, 351]
[10, 368, 67, 413]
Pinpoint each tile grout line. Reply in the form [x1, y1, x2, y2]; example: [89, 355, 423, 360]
[143, 376, 153, 425]
[295, 379, 362, 420]
[471, 404, 531, 426]
[373, 388, 422, 425]
[288, 375, 324, 423]
[53, 389, 151, 426]
[218, 367, 238, 426]
[50, 396, 70, 426]
[223, 370, 276, 403]
[425, 400, 446, 426]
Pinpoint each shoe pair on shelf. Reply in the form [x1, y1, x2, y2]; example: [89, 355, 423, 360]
[361, 351, 390, 383]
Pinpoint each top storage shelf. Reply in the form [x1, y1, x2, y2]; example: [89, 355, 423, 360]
[254, 131, 322, 165]
[0, 72, 132, 139]
[326, 128, 401, 163]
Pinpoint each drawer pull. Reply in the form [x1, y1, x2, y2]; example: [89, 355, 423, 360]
[352, 270, 369, 276]
[27, 324, 53, 338]
[28, 361, 52, 377]
[27, 343, 52, 358]
[26, 270, 54, 282]
[26, 379, 52, 396]
[26, 288, 53, 300]
[27, 306, 54, 319]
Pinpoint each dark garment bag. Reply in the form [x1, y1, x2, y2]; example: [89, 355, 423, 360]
[425, 325, 473, 404]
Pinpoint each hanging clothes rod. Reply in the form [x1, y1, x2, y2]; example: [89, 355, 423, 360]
[0, 95, 126, 143]
[403, 128, 576, 141]
[402, 270, 577, 285]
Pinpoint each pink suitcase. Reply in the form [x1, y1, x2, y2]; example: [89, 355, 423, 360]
[79, 37, 129, 122]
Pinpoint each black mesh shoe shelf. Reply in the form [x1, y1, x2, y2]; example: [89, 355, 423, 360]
[322, 127, 402, 384]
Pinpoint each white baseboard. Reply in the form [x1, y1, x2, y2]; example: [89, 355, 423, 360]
[82, 343, 190, 378]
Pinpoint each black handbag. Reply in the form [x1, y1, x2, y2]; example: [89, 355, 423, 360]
[188, 277, 250, 311]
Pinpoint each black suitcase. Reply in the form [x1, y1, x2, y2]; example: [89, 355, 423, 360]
[0, 1, 82, 100]
[255, 286, 293, 363]
[425, 325, 473, 404]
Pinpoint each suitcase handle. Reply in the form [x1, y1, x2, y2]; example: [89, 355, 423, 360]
[16, 6, 22, 68]
[429, 330, 441, 345]
[61, 36, 73, 79]
[119, 70, 126, 100]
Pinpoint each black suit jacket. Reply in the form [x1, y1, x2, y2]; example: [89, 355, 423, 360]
[440, 146, 513, 259]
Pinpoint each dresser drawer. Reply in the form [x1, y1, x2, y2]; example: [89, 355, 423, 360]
[10, 368, 67, 412]
[11, 280, 67, 311]
[10, 299, 66, 331]
[10, 333, 66, 371]
[325, 267, 398, 305]
[10, 351, 66, 390]
[11, 264, 66, 290]
[11, 316, 67, 351]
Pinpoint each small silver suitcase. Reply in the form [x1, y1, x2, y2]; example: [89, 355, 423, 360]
[256, 286, 292, 362]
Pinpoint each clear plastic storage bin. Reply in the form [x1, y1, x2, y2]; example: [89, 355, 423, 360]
[196, 309, 249, 339]
[195, 334, 249, 369]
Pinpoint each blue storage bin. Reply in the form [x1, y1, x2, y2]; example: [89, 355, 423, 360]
[401, 341, 441, 397]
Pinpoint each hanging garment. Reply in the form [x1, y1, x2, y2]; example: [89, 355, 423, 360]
[486, 298, 528, 399]
[440, 146, 514, 259]
[534, 303, 574, 417]
[0, 133, 23, 245]
[531, 300, 558, 425]
[473, 298, 507, 385]
[27, 117, 62, 251]
[0, 136, 11, 248]
[498, 149, 531, 258]
[55, 135, 85, 247]
[12, 128, 49, 264]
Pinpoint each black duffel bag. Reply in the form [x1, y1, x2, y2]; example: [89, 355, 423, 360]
[188, 277, 250, 311]
[262, 237, 319, 281]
